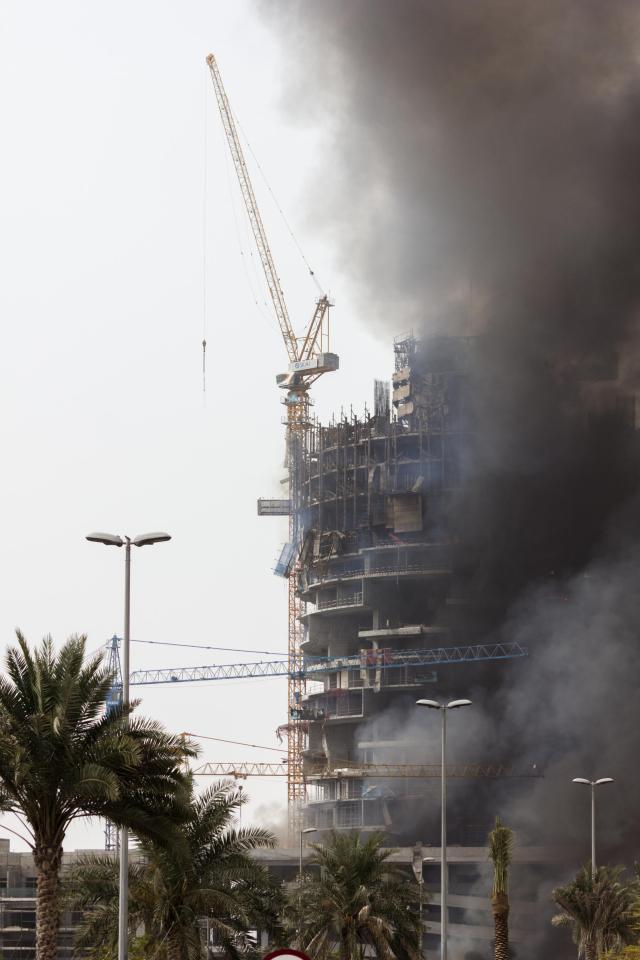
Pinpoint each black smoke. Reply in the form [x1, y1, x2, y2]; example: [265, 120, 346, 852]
[256, 2, 640, 955]
[258, 1, 640, 350]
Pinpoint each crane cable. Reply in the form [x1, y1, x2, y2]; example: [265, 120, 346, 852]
[129, 637, 288, 656]
[203, 65, 327, 359]
[220, 102, 281, 335]
[202, 69, 208, 401]
[183, 731, 284, 754]
[235, 114, 326, 298]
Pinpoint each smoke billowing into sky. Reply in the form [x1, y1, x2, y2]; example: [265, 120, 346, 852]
[258, 0, 640, 893]
[253, 7, 640, 956]
[259, 1, 640, 353]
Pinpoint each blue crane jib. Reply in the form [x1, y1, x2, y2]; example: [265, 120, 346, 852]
[125, 641, 527, 687]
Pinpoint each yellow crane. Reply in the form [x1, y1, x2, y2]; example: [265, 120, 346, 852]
[206, 54, 339, 838]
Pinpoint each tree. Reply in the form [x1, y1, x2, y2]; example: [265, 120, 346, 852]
[488, 816, 514, 960]
[67, 779, 283, 960]
[284, 830, 422, 960]
[0, 632, 194, 960]
[552, 865, 640, 960]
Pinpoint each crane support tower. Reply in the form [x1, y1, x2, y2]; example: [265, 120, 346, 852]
[206, 54, 339, 838]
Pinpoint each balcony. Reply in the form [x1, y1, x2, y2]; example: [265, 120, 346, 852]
[303, 592, 366, 618]
[301, 558, 451, 594]
[296, 689, 364, 721]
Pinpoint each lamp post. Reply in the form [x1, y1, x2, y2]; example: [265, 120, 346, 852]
[86, 530, 171, 960]
[299, 826, 316, 878]
[572, 777, 614, 876]
[416, 698, 471, 960]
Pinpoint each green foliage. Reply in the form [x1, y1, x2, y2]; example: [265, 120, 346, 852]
[0, 631, 196, 960]
[603, 948, 640, 959]
[66, 779, 283, 960]
[552, 865, 640, 959]
[284, 830, 422, 960]
[0, 631, 196, 846]
[72, 935, 153, 960]
[488, 816, 514, 897]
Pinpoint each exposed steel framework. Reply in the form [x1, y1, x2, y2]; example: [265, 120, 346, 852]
[206, 54, 337, 838]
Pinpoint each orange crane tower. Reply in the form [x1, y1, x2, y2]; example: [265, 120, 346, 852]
[206, 54, 339, 838]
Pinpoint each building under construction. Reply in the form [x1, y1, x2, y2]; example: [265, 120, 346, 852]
[279, 323, 639, 851]
[208, 53, 532, 848]
[278, 332, 529, 843]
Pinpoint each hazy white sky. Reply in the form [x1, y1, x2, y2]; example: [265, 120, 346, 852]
[0, 0, 391, 849]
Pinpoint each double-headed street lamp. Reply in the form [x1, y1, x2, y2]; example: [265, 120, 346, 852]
[572, 776, 614, 875]
[86, 531, 171, 960]
[416, 698, 472, 960]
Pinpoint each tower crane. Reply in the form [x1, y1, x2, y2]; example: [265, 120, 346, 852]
[206, 54, 339, 837]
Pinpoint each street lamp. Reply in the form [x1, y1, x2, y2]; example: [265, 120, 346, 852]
[299, 827, 317, 877]
[86, 530, 171, 960]
[416, 698, 472, 960]
[572, 777, 614, 875]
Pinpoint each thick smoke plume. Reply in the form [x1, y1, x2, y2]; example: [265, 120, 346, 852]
[259, 1, 640, 348]
[256, 2, 640, 954]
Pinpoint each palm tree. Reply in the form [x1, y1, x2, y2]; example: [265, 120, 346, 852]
[488, 816, 514, 960]
[284, 830, 421, 960]
[552, 865, 640, 960]
[67, 779, 283, 960]
[0, 632, 194, 960]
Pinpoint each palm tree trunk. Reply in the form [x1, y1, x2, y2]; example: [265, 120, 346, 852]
[491, 892, 510, 960]
[33, 843, 62, 960]
[339, 929, 348, 960]
[166, 934, 183, 960]
[583, 938, 597, 960]
[340, 923, 352, 960]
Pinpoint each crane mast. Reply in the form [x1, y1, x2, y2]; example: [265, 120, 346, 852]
[206, 54, 338, 838]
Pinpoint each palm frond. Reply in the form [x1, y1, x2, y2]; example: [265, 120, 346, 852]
[552, 865, 640, 957]
[488, 816, 514, 896]
[68, 778, 279, 960]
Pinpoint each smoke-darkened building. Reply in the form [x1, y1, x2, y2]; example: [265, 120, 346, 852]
[292, 334, 526, 840]
[284, 329, 640, 958]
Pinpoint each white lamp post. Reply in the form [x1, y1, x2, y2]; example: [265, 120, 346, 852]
[416, 698, 472, 960]
[86, 531, 171, 960]
[572, 777, 614, 875]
